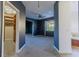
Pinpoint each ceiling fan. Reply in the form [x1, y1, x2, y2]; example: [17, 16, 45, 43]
[37, 1, 45, 18]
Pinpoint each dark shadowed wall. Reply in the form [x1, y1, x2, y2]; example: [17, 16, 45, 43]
[54, 1, 59, 50]
[46, 31, 54, 37]
[34, 20, 45, 35]
[10, 1, 26, 49]
[0, 1, 2, 57]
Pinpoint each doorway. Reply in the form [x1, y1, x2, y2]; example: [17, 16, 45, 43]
[35, 20, 45, 35]
[26, 20, 32, 34]
[45, 20, 55, 37]
[2, 1, 19, 57]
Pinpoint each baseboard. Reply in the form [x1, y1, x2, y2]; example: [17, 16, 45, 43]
[53, 46, 60, 56]
[53, 46, 72, 57]
[53, 46, 59, 52]
[59, 52, 72, 57]
[59, 50, 72, 57]
[17, 44, 26, 53]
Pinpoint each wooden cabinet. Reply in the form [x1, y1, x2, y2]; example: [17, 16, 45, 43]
[4, 14, 16, 42]
[72, 39, 79, 47]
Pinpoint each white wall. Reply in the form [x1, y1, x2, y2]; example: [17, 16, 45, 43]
[70, 2, 78, 33]
[0, 1, 2, 56]
[59, 1, 78, 53]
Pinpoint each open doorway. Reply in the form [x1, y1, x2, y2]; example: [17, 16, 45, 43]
[34, 20, 45, 36]
[2, 1, 20, 57]
[45, 20, 55, 37]
[26, 20, 32, 34]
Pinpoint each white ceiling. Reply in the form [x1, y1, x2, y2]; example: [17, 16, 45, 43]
[4, 2, 16, 15]
[22, 1, 56, 19]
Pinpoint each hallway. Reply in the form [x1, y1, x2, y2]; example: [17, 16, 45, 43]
[14, 34, 60, 57]
[0, 1, 78, 57]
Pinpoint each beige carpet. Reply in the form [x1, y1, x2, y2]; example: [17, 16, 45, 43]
[4, 40, 15, 57]
[14, 34, 60, 57]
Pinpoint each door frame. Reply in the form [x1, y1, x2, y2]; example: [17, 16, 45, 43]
[2, 1, 20, 57]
